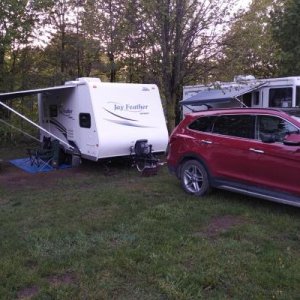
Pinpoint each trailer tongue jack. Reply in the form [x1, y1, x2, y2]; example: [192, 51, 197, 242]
[130, 139, 160, 176]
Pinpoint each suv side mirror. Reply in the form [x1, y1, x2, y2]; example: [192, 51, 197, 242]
[283, 133, 300, 146]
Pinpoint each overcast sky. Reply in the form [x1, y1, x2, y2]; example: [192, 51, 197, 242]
[237, 0, 252, 10]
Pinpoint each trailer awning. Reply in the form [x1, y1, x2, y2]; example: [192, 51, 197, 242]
[180, 82, 266, 105]
[0, 85, 76, 101]
[0, 84, 77, 150]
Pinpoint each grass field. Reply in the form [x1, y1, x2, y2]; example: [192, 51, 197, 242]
[1, 146, 300, 299]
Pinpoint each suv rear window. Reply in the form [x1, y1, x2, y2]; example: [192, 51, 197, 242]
[213, 115, 255, 139]
[188, 116, 216, 132]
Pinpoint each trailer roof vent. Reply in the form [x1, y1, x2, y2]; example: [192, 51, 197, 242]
[234, 75, 255, 83]
[77, 77, 101, 83]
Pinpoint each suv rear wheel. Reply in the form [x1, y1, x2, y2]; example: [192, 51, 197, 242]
[180, 160, 210, 196]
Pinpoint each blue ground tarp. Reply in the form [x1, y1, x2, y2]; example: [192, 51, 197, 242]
[10, 158, 72, 174]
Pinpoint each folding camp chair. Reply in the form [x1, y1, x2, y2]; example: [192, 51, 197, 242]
[27, 138, 60, 171]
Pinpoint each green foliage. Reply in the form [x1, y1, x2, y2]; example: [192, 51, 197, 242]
[0, 0, 37, 91]
[271, 0, 300, 76]
[0, 0, 289, 140]
[140, 0, 236, 130]
[218, 0, 281, 81]
[82, 0, 130, 82]
[0, 97, 39, 145]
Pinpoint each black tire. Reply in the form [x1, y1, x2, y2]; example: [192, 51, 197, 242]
[180, 160, 210, 196]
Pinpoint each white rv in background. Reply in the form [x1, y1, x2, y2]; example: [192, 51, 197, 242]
[181, 76, 300, 117]
[0, 78, 169, 162]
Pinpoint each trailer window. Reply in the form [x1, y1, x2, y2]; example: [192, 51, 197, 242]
[79, 113, 91, 128]
[253, 91, 259, 105]
[242, 92, 252, 107]
[49, 105, 58, 117]
[269, 88, 292, 108]
[296, 86, 300, 107]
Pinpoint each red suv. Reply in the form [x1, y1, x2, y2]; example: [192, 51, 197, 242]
[167, 108, 300, 207]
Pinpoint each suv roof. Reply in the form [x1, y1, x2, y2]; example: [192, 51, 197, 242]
[189, 107, 285, 116]
[186, 108, 295, 120]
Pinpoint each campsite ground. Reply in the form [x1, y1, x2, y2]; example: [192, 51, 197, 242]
[1, 146, 300, 299]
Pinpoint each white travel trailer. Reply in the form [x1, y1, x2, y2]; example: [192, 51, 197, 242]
[181, 76, 300, 117]
[0, 77, 169, 163]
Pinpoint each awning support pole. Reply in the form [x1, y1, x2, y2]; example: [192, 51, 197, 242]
[0, 118, 40, 142]
[234, 97, 248, 108]
[0, 101, 74, 150]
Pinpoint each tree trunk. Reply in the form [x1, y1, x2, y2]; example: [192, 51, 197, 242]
[108, 52, 116, 82]
[0, 47, 5, 91]
[166, 93, 176, 133]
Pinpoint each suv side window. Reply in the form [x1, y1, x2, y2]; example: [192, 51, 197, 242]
[257, 115, 298, 143]
[212, 115, 255, 139]
[188, 116, 216, 132]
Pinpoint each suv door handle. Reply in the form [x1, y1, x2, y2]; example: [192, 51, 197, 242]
[249, 148, 264, 154]
[201, 140, 213, 145]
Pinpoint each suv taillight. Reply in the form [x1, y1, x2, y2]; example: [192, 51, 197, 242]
[166, 135, 179, 156]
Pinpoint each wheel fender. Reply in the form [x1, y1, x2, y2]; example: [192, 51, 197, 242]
[177, 153, 211, 180]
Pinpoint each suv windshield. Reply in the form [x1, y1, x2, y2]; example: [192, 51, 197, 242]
[281, 109, 300, 122]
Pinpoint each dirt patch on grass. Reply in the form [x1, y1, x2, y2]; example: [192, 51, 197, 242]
[46, 272, 77, 287]
[0, 160, 101, 191]
[0, 151, 164, 192]
[17, 285, 39, 299]
[0, 164, 73, 190]
[0, 158, 138, 191]
[0, 196, 9, 205]
[16, 272, 77, 298]
[195, 215, 246, 238]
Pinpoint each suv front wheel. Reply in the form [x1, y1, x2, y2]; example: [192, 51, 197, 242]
[180, 160, 210, 196]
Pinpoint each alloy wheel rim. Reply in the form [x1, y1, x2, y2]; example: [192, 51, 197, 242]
[183, 165, 203, 193]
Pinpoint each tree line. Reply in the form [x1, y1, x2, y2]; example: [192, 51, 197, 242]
[0, 0, 299, 143]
